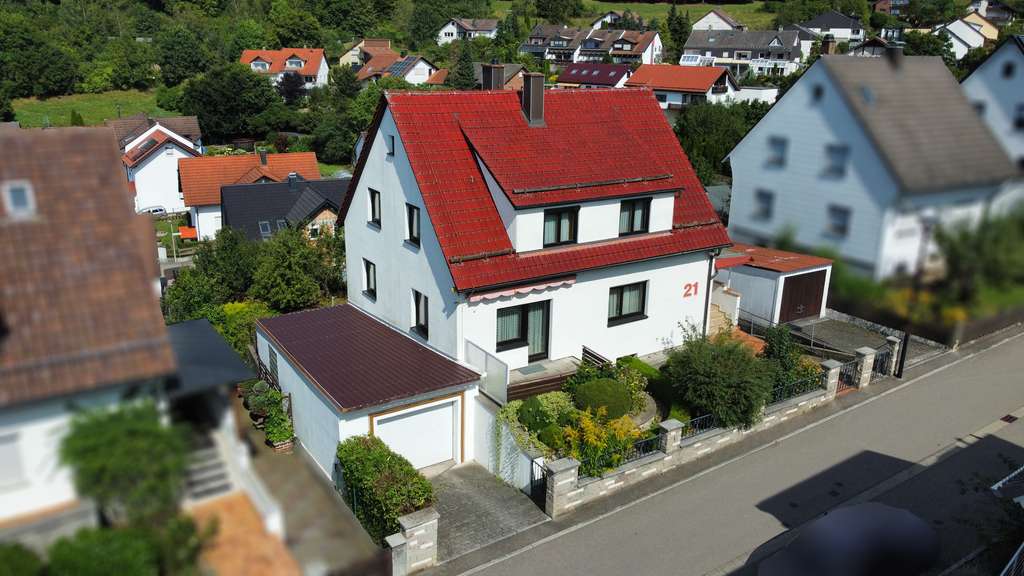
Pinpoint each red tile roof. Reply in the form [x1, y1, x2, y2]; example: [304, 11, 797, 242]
[122, 128, 199, 168]
[724, 243, 833, 273]
[625, 65, 730, 93]
[179, 226, 198, 240]
[344, 88, 729, 292]
[240, 49, 325, 77]
[179, 152, 320, 207]
[257, 305, 478, 411]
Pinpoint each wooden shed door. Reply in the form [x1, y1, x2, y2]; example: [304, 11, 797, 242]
[779, 270, 826, 323]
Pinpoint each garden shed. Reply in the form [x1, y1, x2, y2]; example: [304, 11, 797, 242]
[716, 244, 833, 325]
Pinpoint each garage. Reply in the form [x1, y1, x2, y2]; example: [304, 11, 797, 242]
[372, 397, 460, 470]
[779, 270, 828, 323]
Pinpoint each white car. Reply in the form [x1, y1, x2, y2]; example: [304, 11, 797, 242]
[137, 206, 166, 215]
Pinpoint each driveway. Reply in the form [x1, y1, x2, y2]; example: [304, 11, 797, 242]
[431, 463, 549, 562]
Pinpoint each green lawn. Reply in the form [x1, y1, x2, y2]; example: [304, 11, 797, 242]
[319, 162, 351, 177]
[493, 1, 776, 31]
[13, 90, 174, 128]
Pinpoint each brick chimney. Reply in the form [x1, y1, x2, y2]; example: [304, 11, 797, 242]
[258, 149, 268, 165]
[481, 63, 504, 90]
[821, 33, 837, 55]
[521, 73, 544, 127]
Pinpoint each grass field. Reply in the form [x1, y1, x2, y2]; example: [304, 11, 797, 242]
[319, 162, 352, 177]
[13, 90, 174, 128]
[493, 1, 776, 31]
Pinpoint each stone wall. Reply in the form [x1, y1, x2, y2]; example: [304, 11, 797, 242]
[385, 507, 439, 576]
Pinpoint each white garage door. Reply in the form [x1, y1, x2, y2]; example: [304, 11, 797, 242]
[375, 400, 456, 470]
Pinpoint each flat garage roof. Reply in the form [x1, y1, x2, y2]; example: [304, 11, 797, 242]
[722, 243, 833, 274]
[256, 305, 479, 412]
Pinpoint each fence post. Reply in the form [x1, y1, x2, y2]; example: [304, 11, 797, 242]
[885, 336, 901, 376]
[545, 458, 580, 520]
[385, 507, 439, 575]
[821, 359, 842, 399]
[659, 419, 683, 454]
[855, 347, 876, 389]
[385, 533, 407, 576]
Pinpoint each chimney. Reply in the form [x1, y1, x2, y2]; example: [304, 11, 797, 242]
[521, 73, 545, 127]
[481, 63, 504, 90]
[258, 149, 268, 165]
[287, 172, 298, 191]
[885, 44, 903, 67]
[821, 33, 837, 55]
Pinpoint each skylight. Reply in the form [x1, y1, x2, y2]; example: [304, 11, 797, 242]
[2, 180, 36, 220]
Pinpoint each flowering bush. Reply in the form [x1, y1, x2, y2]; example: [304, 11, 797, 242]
[562, 409, 640, 477]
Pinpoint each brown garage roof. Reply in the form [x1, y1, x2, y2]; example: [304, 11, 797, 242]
[724, 243, 833, 273]
[256, 305, 479, 412]
[0, 128, 176, 408]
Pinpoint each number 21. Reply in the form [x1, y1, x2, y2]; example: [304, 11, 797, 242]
[683, 281, 699, 298]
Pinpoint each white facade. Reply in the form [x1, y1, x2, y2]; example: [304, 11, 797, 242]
[401, 59, 438, 86]
[129, 141, 193, 213]
[437, 20, 498, 45]
[718, 264, 832, 324]
[936, 20, 986, 60]
[254, 55, 330, 89]
[639, 34, 664, 65]
[963, 40, 1024, 168]
[692, 11, 740, 31]
[804, 25, 863, 43]
[191, 204, 222, 241]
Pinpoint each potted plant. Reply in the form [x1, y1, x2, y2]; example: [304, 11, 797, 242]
[237, 379, 258, 399]
[247, 384, 278, 429]
[264, 404, 294, 453]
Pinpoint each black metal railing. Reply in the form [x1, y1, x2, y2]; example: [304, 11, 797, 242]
[679, 413, 720, 442]
[623, 433, 662, 464]
[872, 343, 892, 378]
[736, 308, 832, 351]
[769, 373, 825, 405]
[837, 358, 859, 393]
[581, 346, 611, 367]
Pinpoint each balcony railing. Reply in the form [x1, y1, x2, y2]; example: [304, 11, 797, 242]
[465, 340, 509, 405]
[711, 85, 729, 94]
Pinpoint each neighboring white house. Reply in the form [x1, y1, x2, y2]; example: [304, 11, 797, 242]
[799, 10, 865, 43]
[692, 8, 747, 31]
[254, 77, 732, 474]
[357, 55, 439, 87]
[727, 54, 1021, 280]
[716, 244, 833, 325]
[962, 35, 1024, 170]
[625, 64, 741, 115]
[179, 151, 320, 240]
[682, 29, 804, 76]
[122, 127, 200, 213]
[935, 18, 987, 60]
[239, 48, 330, 89]
[437, 18, 499, 45]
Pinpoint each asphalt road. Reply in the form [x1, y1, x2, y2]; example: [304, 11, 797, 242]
[461, 329, 1024, 576]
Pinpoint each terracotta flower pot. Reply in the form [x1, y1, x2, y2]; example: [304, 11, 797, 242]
[270, 438, 294, 454]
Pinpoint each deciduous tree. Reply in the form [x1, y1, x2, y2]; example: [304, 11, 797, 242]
[180, 63, 278, 141]
[249, 227, 325, 311]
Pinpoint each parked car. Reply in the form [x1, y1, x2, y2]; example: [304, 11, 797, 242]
[759, 503, 938, 576]
[136, 206, 166, 215]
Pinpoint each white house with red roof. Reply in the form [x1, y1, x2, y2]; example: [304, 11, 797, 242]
[122, 126, 201, 214]
[240, 49, 329, 89]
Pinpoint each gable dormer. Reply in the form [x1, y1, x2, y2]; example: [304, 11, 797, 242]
[769, 36, 783, 48]
[250, 58, 270, 71]
[285, 56, 305, 69]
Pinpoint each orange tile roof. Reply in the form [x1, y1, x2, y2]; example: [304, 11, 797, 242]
[626, 65, 729, 93]
[179, 152, 320, 207]
[426, 68, 449, 85]
[240, 48, 325, 77]
[725, 243, 833, 273]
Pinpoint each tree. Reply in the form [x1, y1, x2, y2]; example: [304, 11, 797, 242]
[0, 84, 14, 122]
[666, 5, 691, 64]
[48, 529, 158, 576]
[60, 403, 188, 526]
[269, 0, 322, 48]
[316, 227, 347, 295]
[674, 101, 770, 184]
[338, 0, 378, 37]
[193, 226, 260, 301]
[663, 334, 773, 428]
[535, 0, 583, 24]
[249, 227, 325, 311]
[180, 63, 278, 141]
[162, 266, 226, 323]
[79, 36, 158, 93]
[906, 0, 965, 26]
[329, 64, 362, 105]
[278, 71, 307, 105]
[448, 41, 476, 89]
[408, 0, 451, 48]
[157, 25, 211, 87]
[903, 30, 956, 69]
[311, 112, 357, 164]
[227, 18, 279, 60]
[0, 13, 80, 98]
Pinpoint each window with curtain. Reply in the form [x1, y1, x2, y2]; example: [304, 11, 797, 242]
[413, 290, 428, 339]
[369, 189, 381, 225]
[618, 198, 651, 236]
[543, 206, 578, 246]
[495, 301, 549, 360]
[406, 203, 421, 246]
[608, 281, 647, 325]
[496, 306, 525, 351]
[363, 259, 377, 299]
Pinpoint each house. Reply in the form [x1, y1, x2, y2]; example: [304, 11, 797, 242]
[590, 10, 624, 30]
[799, 10, 865, 43]
[425, 62, 526, 90]
[341, 38, 397, 67]
[254, 78, 730, 474]
[962, 35, 1024, 170]
[682, 30, 804, 76]
[715, 244, 833, 325]
[437, 18, 499, 45]
[726, 53, 1021, 280]
[240, 48, 330, 89]
[105, 113, 203, 151]
[358, 55, 438, 86]
[555, 62, 632, 88]
[692, 9, 747, 31]
[851, 36, 893, 57]
[178, 151, 320, 240]
[872, 0, 910, 16]
[934, 18, 987, 60]
[221, 175, 350, 241]
[624, 65, 740, 113]
[970, 0, 1017, 25]
[963, 10, 1000, 41]
[0, 128, 269, 551]
[520, 25, 663, 66]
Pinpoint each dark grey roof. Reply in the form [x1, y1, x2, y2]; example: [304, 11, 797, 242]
[685, 29, 802, 53]
[221, 177, 350, 241]
[801, 10, 862, 29]
[454, 18, 499, 31]
[166, 319, 253, 396]
[820, 55, 1017, 193]
[473, 62, 524, 85]
[104, 113, 202, 149]
[784, 23, 821, 40]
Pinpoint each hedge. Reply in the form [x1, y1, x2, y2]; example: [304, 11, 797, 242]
[518, 391, 575, 433]
[0, 543, 42, 576]
[574, 378, 632, 419]
[335, 436, 434, 544]
[48, 528, 157, 576]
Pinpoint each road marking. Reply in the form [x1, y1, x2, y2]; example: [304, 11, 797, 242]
[452, 328, 1024, 576]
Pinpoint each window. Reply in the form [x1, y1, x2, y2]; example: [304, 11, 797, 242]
[406, 203, 421, 246]
[825, 144, 850, 177]
[973, 101, 986, 116]
[812, 83, 824, 103]
[754, 189, 774, 220]
[827, 205, 851, 237]
[655, 93, 667, 103]
[286, 58, 303, 68]
[369, 188, 381, 226]
[258, 221, 272, 237]
[543, 206, 578, 246]
[363, 259, 377, 299]
[608, 281, 647, 325]
[618, 198, 651, 236]
[385, 134, 395, 156]
[251, 61, 269, 71]
[2, 180, 35, 220]
[268, 349, 278, 383]
[495, 301, 550, 360]
[304, 75, 315, 83]
[276, 219, 287, 231]
[1016, 104, 1024, 131]
[767, 136, 788, 168]
[308, 223, 320, 239]
[1004, 61, 1016, 79]
[412, 290, 428, 338]
[0, 432, 24, 487]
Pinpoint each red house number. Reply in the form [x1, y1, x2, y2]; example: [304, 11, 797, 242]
[683, 281, 699, 298]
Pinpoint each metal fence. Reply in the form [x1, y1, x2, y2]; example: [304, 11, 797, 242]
[872, 343, 893, 378]
[623, 433, 662, 464]
[679, 413, 720, 442]
[1002, 540, 1024, 576]
[836, 359, 859, 394]
[769, 373, 825, 405]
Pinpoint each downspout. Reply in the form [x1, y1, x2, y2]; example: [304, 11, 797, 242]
[702, 248, 722, 338]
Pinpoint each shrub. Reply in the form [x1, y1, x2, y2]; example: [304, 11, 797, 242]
[0, 542, 42, 576]
[518, 396, 548, 433]
[212, 301, 276, 359]
[537, 424, 565, 453]
[615, 364, 648, 414]
[663, 334, 773, 428]
[335, 436, 434, 544]
[574, 378, 632, 419]
[562, 410, 639, 477]
[48, 528, 158, 576]
[248, 387, 282, 417]
[517, 391, 575, 432]
[565, 362, 648, 415]
[264, 403, 294, 444]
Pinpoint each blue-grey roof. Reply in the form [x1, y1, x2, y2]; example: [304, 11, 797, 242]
[221, 177, 350, 241]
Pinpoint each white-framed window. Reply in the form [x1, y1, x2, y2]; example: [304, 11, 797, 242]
[412, 289, 428, 339]
[825, 144, 850, 177]
[2, 180, 36, 220]
[251, 61, 269, 71]
[767, 136, 788, 168]
[363, 259, 377, 299]
[827, 204, 852, 237]
[406, 203, 420, 246]
[308, 223, 320, 239]
[369, 188, 381, 225]
[258, 221, 272, 237]
[286, 58, 303, 69]
[276, 219, 287, 231]
[0, 432, 25, 488]
[754, 189, 774, 220]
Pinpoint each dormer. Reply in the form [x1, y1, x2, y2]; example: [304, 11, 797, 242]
[613, 39, 635, 51]
[583, 38, 602, 49]
[250, 58, 270, 72]
[285, 56, 304, 69]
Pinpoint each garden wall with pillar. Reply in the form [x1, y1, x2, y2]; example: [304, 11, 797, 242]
[385, 507, 439, 575]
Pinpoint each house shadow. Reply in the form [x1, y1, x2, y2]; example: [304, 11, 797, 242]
[723, 436, 1024, 575]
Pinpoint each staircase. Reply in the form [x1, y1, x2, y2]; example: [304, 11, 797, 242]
[708, 304, 733, 336]
[185, 437, 234, 503]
